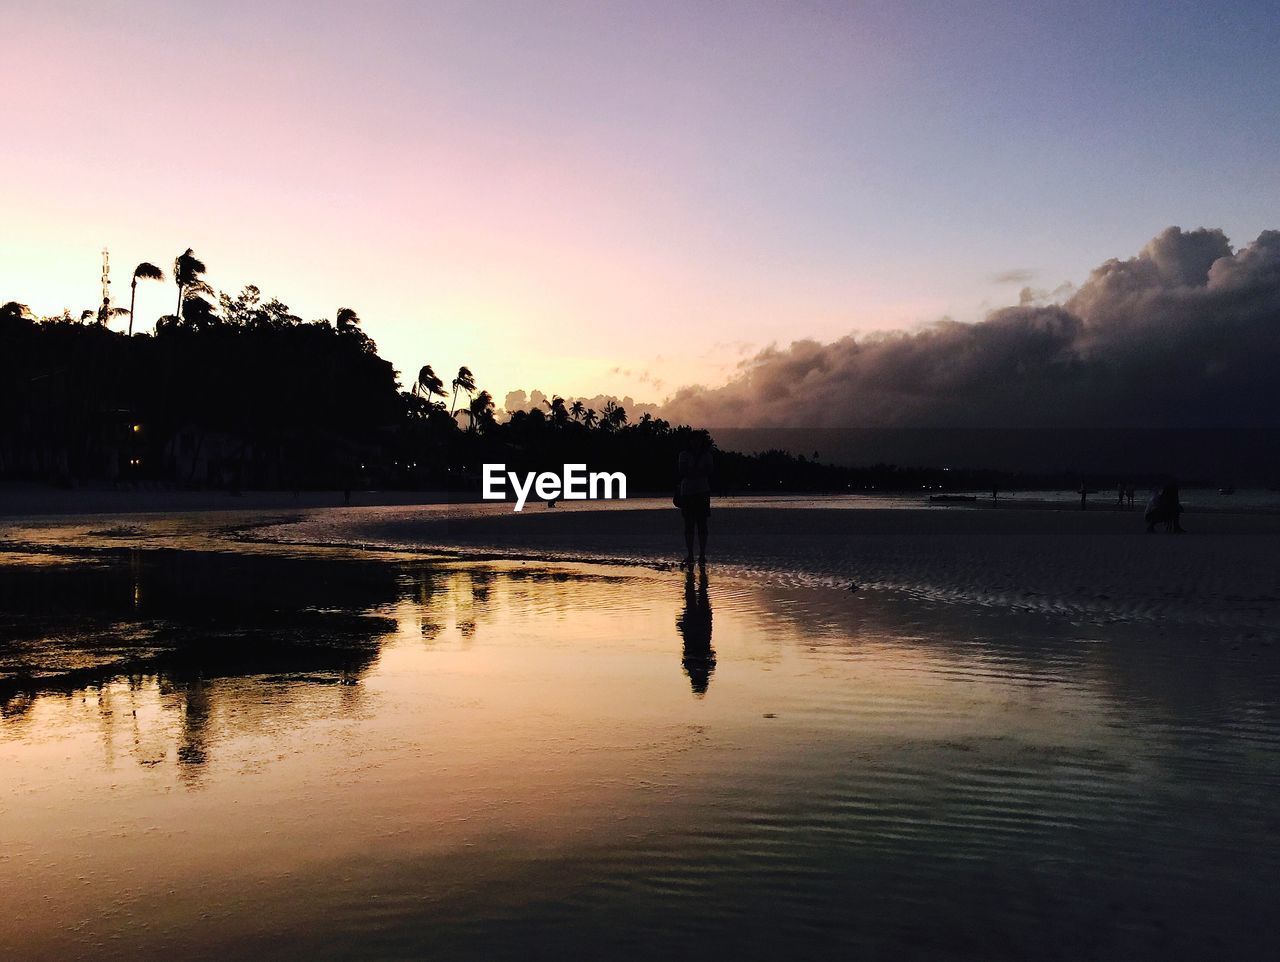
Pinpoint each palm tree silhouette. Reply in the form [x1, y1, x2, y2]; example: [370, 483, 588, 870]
[128, 262, 164, 336]
[582, 408, 598, 430]
[466, 390, 495, 432]
[544, 394, 569, 425]
[449, 366, 476, 417]
[569, 399, 585, 422]
[601, 400, 627, 430]
[413, 364, 447, 404]
[173, 249, 212, 325]
[1, 301, 32, 332]
[335, 307, 361, 332]
[84, 302, 129, 325]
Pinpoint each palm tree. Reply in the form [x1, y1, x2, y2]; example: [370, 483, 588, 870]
[569, 399, 585, 422]
[335, 307, 361, 332]
[466, 390, 495, 433]
[601, 399, 628, 430]
[544, 394, 568, 425]
[83, 303, 129, 325]
[449, 366, 476, 417]
[173, 248, 211, 324]
[413, 364, 447, 403]
[0, 301, 32, 333]
[128, 262, 164, 336]
[582, 407, 598, 430]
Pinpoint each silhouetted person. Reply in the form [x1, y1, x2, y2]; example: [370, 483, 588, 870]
[677, 431, 713, 567]
[677, 567, 715, 696]
[1079, 481, 1088, 511]
[1117, 483, 1126, 507]
[1145, 482, 1185, 532]
[1127, 484, 1136, 508]
[992, 483, 999, 503]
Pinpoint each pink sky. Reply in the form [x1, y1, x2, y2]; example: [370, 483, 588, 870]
[5, 1, 1276, 407]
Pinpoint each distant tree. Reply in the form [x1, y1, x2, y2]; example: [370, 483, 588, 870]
[413, 364, 447, 405]
[450, 366, 476, 417]
[173, 249, 212, 324]
[602, 400, 627, 430]
[466, 390, 495, 433]
[544, 394, 568, 425]
[582, 407, 598, 429]
[128, 262, 164, 336]
[569, 399, 585, 422]
[178, 294, 219, 331]
[0, 301, 33, 335]
[333, 306, 377, 352]
[220, 286, 301, 330]
[83, 302, 129, 325]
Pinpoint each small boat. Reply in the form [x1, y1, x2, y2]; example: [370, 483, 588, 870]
[928, 494, 976, 504]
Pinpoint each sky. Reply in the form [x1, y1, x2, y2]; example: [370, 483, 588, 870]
[4, 0, 1279, 412]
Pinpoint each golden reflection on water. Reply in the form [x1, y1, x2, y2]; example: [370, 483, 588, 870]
[2, 547, 1279, 960]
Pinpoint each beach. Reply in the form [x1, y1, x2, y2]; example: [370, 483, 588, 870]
[7, 493, 1278, 638]
[2, 497, 1279, 959]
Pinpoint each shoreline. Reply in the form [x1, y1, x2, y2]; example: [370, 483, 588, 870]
[2, 483, 1276, 519]
[4, 500, 1278, 642]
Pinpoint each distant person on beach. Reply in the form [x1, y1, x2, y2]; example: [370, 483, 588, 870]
[1079, 482, 1088, 511]
[1145, 482, 1185, 532]
[1127, 484, 1136, 508]
[676, 431, 713, 567]
[1118, 483, 1126, 507]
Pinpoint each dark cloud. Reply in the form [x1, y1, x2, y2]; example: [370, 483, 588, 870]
[992, 268, 1036, 284]
[661, 228, 1280, 430]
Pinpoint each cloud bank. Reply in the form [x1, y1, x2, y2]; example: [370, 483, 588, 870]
[660, 228, 1280, 429]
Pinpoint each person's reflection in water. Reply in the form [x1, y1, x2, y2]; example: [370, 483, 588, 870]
[677, 567, 716, 696]
[174, 678, 211, 784]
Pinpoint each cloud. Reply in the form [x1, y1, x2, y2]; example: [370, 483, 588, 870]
[501, 388, 663, 421]
[991, 268, 1036, 284]
[659, 227, 1280, 430]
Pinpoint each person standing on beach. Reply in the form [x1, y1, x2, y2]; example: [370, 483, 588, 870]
[677, 431, 714, 567]
[1145, 481, 1185, 532]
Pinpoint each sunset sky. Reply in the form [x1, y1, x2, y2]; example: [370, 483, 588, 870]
[4, 0, 1278, 409]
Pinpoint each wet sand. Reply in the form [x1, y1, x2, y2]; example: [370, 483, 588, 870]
[2, 502, 1279, 959]
[246, 499, 1280, 639]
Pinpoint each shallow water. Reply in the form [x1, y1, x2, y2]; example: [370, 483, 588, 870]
[3, 539, 1279, 961]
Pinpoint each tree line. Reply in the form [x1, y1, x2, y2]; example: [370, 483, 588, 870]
[3, 247, 1061, 495]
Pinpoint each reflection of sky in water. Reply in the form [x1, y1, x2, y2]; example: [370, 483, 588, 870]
[2, 548, 1279, 960]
